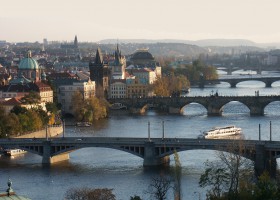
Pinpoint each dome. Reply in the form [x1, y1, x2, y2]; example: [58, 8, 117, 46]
[18, 51, 39, 70]
[131, 49, 154, 61]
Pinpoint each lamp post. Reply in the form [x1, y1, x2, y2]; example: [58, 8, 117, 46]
[148, 121, 151, 142]
[162, 121, 165, 140]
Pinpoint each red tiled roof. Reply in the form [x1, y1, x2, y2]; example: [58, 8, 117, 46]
[1, 97, 22, 106]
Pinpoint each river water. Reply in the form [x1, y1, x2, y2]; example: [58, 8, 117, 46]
[1, 71, 280, 200]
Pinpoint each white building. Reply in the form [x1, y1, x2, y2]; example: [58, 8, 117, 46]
[109, 79, 127, 99]
[58, 80, 95, 114]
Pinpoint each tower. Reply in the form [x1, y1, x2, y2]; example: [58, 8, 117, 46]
[89, 47, 110, 97]
[74, 35, 78, 48]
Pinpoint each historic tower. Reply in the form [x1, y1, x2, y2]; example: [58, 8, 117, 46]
[89, 47, 110, 97]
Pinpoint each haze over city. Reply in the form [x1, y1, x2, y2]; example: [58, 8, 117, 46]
[1, 0, 280, 43]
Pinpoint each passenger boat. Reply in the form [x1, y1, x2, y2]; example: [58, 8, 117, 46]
[4, 149, 26, 156]
[198, 125, 242, 139]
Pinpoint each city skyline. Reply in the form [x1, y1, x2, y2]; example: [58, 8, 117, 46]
[1, 0, 280, 43]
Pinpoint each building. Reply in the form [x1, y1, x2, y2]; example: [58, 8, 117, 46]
[89, 48, 110, 97]
[126, 75, 150, 98]
[58, 80, 95, 115]
[60, 35, 78, 49]
[109, 44, 126, 80]
[109, 79, 126, 98]
[129, 49, 156, 66]
[17, 51, 42, 81]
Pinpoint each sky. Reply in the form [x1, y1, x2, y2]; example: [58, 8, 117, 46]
[1, 0, 280, 43]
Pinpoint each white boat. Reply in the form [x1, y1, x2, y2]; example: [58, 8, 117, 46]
[4, 149, 26, 156]
[198, 125, 242, 139]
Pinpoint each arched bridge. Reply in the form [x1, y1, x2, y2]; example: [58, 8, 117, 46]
[1, 137, 280, 176]
[197, 76, 280, 88]
[108, 95, 280, 115]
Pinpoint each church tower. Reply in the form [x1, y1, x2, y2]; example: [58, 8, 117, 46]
[89, 47, 110, 97]
[74, 35, 78, 48]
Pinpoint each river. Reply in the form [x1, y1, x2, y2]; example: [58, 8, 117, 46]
[1, 71, 280, 200]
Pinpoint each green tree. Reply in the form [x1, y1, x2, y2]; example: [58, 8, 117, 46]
[45, 102, 58, 114]
[21, 91, 41, 104]
[3, 113, 22, 136]
[10, 105, 28, 115]
[253, 171, 279, 200]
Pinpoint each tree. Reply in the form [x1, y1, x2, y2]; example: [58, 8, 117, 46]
[253, 171, 279, 200]
[21, 91, 41, 104]
[199, 140, 254, 199]
[71, 90, 86, 121]
[64, 187, 116, 200]
[71, 91, 108, 122]
[10, 105, 28, 115]
[146, 176, 172, 200]
[3, 113, 22, 137]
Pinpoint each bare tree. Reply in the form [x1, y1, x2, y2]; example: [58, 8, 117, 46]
[64, 187, 116, 200]
[199, 140, 254, 199]
[146, 175, 172, 200]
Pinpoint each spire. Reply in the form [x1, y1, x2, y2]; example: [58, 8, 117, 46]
[27, 50, 32, 58]
[74, 35, 78, 48]
[114, 43, 121, 65]
[95, 47, 103, 65]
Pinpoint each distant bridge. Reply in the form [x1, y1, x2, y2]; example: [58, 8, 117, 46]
[0, 137, 279, 176]
[108, 95, 280, 115]
[193, 76, 280, 88]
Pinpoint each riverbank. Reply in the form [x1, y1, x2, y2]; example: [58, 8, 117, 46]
[15, 125, 63, 139]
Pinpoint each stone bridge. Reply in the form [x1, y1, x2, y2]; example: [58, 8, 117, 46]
[0, 137, 279, 176]
[108, 95, 280, 115]
[195, 76, 280, 88]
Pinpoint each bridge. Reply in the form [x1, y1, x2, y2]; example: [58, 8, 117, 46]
[108, 95, 280, 115]
[194, 76, 280, 88]
[0, 137, 279, 176]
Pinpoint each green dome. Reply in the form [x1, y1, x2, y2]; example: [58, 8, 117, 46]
[18, 51, 39, 70]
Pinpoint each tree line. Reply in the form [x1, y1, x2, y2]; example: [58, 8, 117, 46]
[152, 59, 218, 97]
[0, 92, 60, 138]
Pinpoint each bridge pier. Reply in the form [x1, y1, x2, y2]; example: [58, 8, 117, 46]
[42, 141, 69, 164]
[168, 107, 183, 114]
[249, 106, 264, 116]
[130, 107, 146, 114]
[207, 105, 222, 116]
[143, 142, 170, 167]
[255, 144, 266, 176]
[254, 145, 277, 177]
[265, 81, 272, 87]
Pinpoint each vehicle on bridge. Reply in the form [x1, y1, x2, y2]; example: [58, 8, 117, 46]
[198, 125, 242, 139]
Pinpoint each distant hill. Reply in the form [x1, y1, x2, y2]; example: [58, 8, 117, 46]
[98, 38, 257, 47]
[97, 42, 208, 57]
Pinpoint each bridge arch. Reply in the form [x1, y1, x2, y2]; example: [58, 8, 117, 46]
[51, 145, 145, 159]
[156, 146, 255, 162]
[222, 101, 250, 115]
[181, 102, 207, 115]
[236, 80, 265, 88]
[264, 101, 280, 115]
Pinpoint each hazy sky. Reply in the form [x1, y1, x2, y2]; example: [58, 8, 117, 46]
[1, 0, 280, 43]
